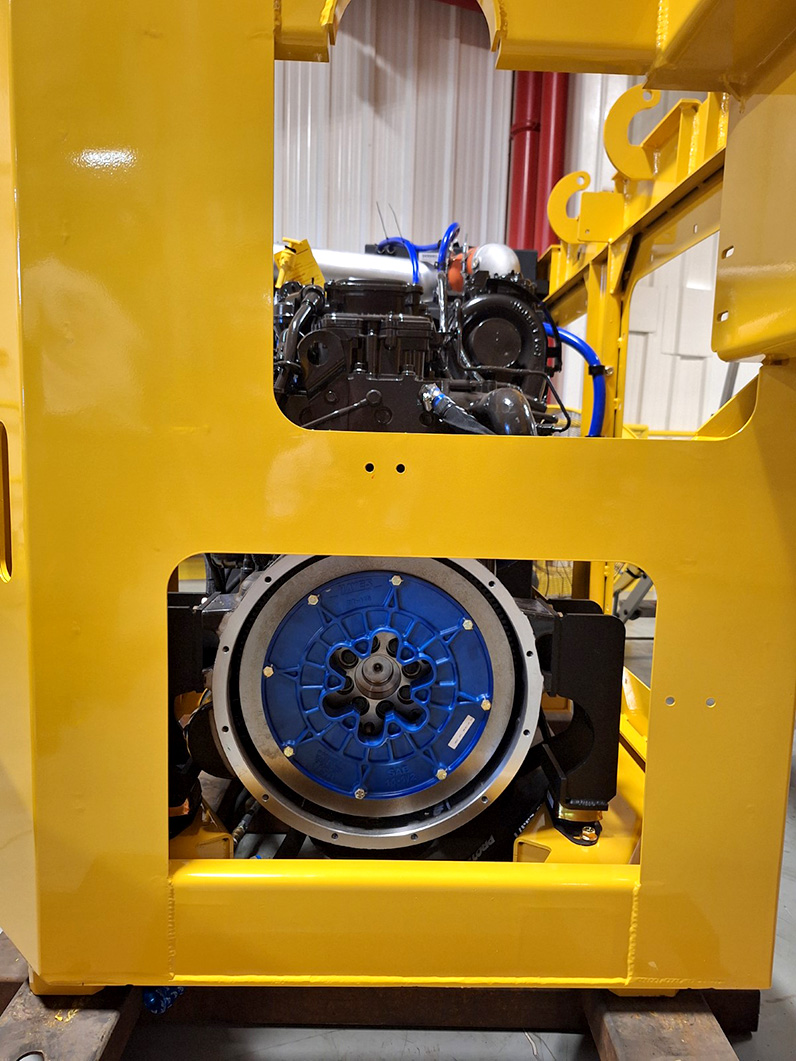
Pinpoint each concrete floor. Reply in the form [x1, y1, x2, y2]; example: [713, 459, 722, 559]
[119, 628, 796, 1060]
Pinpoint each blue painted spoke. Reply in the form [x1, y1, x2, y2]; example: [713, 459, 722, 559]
[316, 602, 337, 624]
[268, 665, 300, 678]
[440, 624, 465, 643]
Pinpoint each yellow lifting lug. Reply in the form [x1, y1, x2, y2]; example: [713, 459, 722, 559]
[547, 171, 590, 245]
[547, 172, 624, 247]
[604, 85, 661, 180]
[274, 238, 326, 288]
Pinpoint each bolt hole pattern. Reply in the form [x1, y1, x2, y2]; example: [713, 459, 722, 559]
[222, 645, 230, 653]
[222, 725, 229, 733]
[396, 463, 405, 474]
[665, 695, 675, 706]
[706, 697, 716, 707]
[365, 462, 375, 473]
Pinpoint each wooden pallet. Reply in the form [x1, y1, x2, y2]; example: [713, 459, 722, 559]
[0, 934, 752, 1060]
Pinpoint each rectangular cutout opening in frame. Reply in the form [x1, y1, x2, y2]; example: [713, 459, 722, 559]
[166, 552, 651, 868]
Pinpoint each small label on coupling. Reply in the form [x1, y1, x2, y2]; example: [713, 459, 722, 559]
[448, 714, 476, 750]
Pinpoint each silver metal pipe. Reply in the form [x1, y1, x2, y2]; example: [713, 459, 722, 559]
[274, 244, 437, 295]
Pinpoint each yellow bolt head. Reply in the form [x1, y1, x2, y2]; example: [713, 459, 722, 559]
[263, 665, 274, 677]
[436, 768, 448, 781]
[307, 594, 319, 606]
[481, 698, 492, 712]
[462, 619, 473, 631]
[283, 746, 295, 758]
[354, 788, 366, 799]
[390, 575, 402, 586]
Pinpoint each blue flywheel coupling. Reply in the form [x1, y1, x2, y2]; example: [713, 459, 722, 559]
[260, 569, 494, 801]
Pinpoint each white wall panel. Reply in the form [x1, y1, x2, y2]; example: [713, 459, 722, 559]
[273, 0, 514, 254]
[624, 234, 759, 431]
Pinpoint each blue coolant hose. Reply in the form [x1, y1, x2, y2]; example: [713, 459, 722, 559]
[378, 222, 461, 281]
[376, 237, 421, 283]
[436, 222, 460, 270]
[544, 322, 606, 437]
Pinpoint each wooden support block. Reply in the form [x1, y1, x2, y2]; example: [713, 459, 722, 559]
[584, 990, 739, 1061]
[0, 983, 141, 1061]
[0, 937, 26, 1017]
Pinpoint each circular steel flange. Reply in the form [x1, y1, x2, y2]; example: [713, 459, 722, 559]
[212, 556, 542, 849]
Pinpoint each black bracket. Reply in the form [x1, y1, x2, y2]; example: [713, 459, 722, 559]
[527, 597, 625, 829]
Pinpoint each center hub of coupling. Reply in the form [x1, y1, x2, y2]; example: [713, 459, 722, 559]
[354, 653, 401, 699]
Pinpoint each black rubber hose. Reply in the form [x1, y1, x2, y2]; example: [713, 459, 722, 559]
[280, 285, 325, 366]
[275, 285, 325, 395]
[420, 384, 495, 435]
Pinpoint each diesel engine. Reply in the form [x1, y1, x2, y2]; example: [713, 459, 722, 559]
[273, 243, 570, 436]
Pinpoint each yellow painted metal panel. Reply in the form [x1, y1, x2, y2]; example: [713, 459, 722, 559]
[4, 0, 278, 984]
[714, 57, 796, 362]
[277, 0, 796, 91]
[0, 0, 793, 993]
[170, 860, 638, 985]
[492, 4, 657, 74]
[274, 0, 353, 61]
[0, 3, 38, 966]
[694, 377, 757, 439]
[622, 668, 650, 753]
[651, 0, 796, 94]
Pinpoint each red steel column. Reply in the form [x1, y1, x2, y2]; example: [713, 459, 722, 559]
[506, 72, 544, 250]
[533, 72, 570, 253]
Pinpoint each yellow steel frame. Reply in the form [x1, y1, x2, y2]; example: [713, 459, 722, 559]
[0, 0, 795, 994]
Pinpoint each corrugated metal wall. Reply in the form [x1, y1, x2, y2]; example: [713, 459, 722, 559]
[273, 0, 514, 254]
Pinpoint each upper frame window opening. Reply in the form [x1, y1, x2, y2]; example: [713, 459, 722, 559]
[624, 234, 758, 438]
[271, 1, 572, 439]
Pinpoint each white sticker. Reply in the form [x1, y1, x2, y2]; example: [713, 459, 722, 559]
[448, 714, 476, 750]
